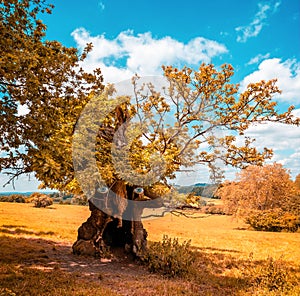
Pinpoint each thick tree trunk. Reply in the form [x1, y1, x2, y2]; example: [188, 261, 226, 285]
[72, 104, 164, 259]
[72, 181, 148, 259]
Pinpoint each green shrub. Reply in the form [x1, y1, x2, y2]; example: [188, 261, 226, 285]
[62, 199, 71, 205]
[245, 257, 299, 294]
[0, 195, 11, 202]
[245, 209, 300, 232]
[0, 194, 26, 203]
[203, 204, 227, 215]
[71, 194, 88, 205]
[12, 195, 26, 203]
[283, 194, 300, 216]
[31, 193, 53, 208]
[142, 235, 197, 278]
[184, 193, 206, 208]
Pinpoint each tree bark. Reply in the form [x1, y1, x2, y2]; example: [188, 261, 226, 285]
[72, 105, 165, 259]
[72, 182, 150, 259]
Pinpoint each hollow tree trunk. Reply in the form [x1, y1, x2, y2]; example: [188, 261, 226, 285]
[72, 181, 148, 259]
[72, 104, 164, 259]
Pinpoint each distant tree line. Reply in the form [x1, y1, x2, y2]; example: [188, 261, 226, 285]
[176, 184, 219, 198]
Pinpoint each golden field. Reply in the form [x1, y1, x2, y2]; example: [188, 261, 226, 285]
[0, 202, 299, 295]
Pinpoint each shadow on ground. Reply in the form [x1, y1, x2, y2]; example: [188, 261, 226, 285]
[2, 227, 292, 296]
[0, 224, 55, 236]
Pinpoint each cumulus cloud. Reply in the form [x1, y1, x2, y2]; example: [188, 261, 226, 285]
[238, 108, 300, 178]
[240, 58, 300, 103]
[223, 107, 300, 179]
[236, 1, 281, 43]
[17, 104, 30, 116]
[71, 28, 228, 82]
[282, 149, 300, 176]
[177, 110, 299, 183]
[245, 122, 300, 152]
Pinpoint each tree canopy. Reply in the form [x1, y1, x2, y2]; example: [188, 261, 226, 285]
[1, 0, 300, 204]
[295, 174, 300, 192]
[218, 163, 300, 232]
[218, 163, 298, 216]
[67, 65, 300, 201]
[0, 0, 103, 188]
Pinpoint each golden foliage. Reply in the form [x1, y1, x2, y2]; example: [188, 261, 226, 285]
[0, 0, 103, 191]
[218, 163, 299, 223]
[1, 2, 299, 195]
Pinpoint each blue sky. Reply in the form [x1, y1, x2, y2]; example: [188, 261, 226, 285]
[1, 0, 300, 191]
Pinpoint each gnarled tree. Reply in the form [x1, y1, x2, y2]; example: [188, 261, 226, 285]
[1, 0, 299, 258]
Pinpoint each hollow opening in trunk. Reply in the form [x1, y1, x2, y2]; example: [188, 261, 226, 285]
[102, 218, 133, 248]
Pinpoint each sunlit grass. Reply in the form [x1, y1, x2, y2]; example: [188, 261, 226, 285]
[144, 213, 300, 263]
[0, 202, 299, 295]
[0, 202, 90, 242]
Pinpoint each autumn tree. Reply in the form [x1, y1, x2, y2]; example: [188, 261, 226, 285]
[218, 163, 300, 231]
[218, 163, 296, 214]
[0, 0, 103, 187]
[69, 65, 299, 255]
[1, 0, 300, 256]
[294, 174, 300, 192]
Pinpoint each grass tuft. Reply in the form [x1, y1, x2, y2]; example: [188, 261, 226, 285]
[142, 235, 197, 278]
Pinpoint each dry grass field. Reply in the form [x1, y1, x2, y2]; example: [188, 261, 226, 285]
[0, 202, 299, 295]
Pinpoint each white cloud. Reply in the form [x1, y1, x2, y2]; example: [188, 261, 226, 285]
[224, 108, 300, 179]
[239, 109, 300, 178]
[236, 1, 281, 42]
[71, 28, 228, 82]
[245, 122, 300, 152]
[240, 58, 300, 103]
[247, 53, 270, 65]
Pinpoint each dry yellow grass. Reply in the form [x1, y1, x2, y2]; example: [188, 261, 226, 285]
[0, 202, 299, 295]
[0, 202, 90, 242]
[1, 202, 300, 263]
[144, 213, 300, 263]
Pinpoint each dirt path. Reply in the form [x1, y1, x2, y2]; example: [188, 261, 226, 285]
[19, 238, 160, 295]
[1, 233, 206, 295]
